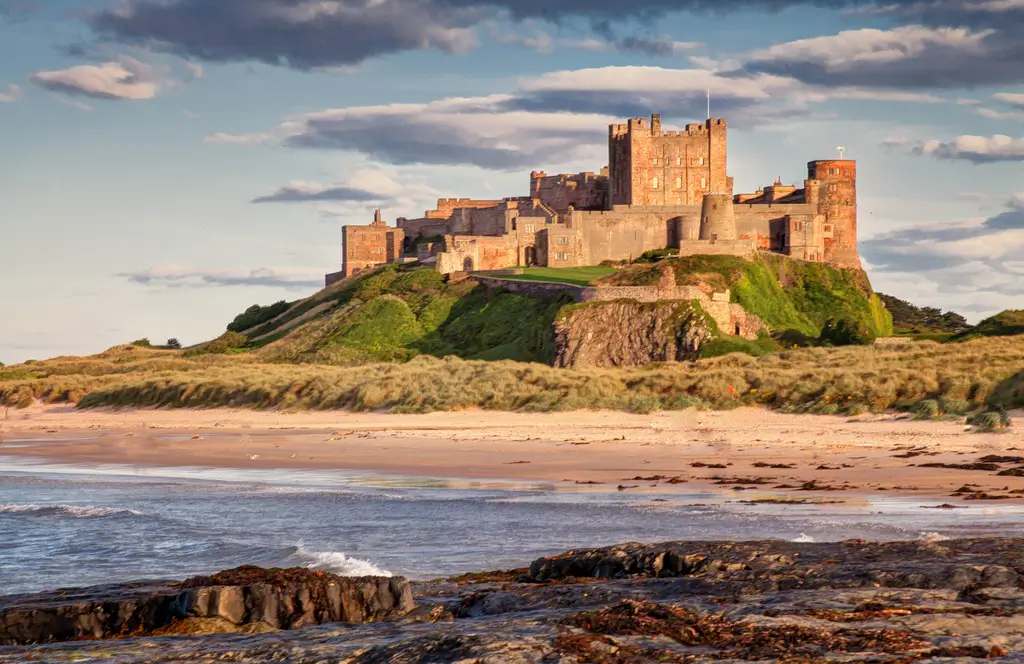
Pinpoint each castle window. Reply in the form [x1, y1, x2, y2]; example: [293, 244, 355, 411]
[675, 156, 682, 165]
[675, 177, 682, 189]
[558, 236, 570, 245]
[824, 224, 833, 232]
[555, 252, 570, 260]
[700, 177, 707, 189]
[652, 158, 660, 166]
[675, 198, 682, 205]
[652, 177, 659, 189]
[698, 157, 705, 166]
[524, 224, 535, 233]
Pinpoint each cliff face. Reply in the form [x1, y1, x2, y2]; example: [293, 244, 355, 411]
[554, 300, 713, 368]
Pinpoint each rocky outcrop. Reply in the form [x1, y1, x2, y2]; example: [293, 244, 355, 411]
[553, 300, 713, 368]
[0, 566, 413, 645]
[9, 539, 1024, 663]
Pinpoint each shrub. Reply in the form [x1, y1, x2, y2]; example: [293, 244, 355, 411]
[130, 338, 152, 348]
[227, 301, 291, 333]
[166, 338, 182, 350]
[818, 318, 876, 346]
[967, 409, 1013, 432]
[913, 399, 941, 420]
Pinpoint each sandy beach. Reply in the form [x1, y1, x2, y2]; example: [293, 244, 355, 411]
[2, 404, 1023, 503]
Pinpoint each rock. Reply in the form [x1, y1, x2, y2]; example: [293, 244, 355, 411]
[0, 565, 413, 645]
[553, 300, 712, 368]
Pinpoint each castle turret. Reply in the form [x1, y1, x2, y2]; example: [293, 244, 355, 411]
[806, 160, 858, 269]
[699, 192, 737, 241]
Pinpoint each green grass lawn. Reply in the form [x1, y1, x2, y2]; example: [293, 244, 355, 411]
[488, 266, 617, 286]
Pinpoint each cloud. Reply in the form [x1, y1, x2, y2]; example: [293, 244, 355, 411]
[280, 93, 614, 170]
[491, 23, 698, 55]
[258, 64, 952, 170]
[205, 132, 273, 146]
[253, 182, 384, 204]
[734, 25, 1018, 89]
[30, 56, 161, 100]
[913, 134, 1024, 163]
[0, 83, 19, 102]
[993, 92, 1024, 109]
[122, 266, 325, 289]
[89, 0, 482, 70]
[976, 107, 1024, 122]
[862, 196, 1024, 314]
[255, 169, 442, 223]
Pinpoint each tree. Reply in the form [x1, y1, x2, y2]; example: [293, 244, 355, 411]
[166, 338, 182, 350]
[130, 338, 152, 348]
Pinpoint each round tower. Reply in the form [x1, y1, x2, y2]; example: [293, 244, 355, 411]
[699, 192, 737, 241]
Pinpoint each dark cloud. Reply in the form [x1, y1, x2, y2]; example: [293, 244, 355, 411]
[88, 0, 483, 70]
[731, 0, 1024, 90]
[82, 0, 950, 70]
[252, 183, 384, 203]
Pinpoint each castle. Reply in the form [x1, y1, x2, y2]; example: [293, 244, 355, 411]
[326, 114, 860, 286]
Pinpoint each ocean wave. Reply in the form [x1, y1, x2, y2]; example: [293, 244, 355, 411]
[293, 541, 392, 577]
[917, 531, 951, 543]
[792, 533, 815, 543]
[0, 503, 143, 518]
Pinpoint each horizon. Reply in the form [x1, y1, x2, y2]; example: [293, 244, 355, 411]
[3, 0, 1024, 364]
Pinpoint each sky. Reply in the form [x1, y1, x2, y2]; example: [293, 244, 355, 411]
[2, 0, 1023, 363]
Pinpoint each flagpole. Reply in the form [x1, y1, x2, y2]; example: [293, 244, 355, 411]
[706, 88, 711, 120]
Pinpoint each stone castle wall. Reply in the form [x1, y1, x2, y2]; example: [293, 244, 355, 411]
[531, 171, 607, 213]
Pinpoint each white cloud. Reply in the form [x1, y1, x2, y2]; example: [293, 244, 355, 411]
[749, 26, 994, 68]
[30, 56, 161, 100]
[915, 134, 1024, 163]
[0, 83, 19, 103]
[976, 107, 1024, 122]
[993, 92, 1024, 109]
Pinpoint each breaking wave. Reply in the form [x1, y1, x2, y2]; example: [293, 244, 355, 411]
[293, 541, 392, 577]
[0, 503, 144, 518]
[792, 533, 815, 543]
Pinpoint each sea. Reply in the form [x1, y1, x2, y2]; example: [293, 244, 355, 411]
[2, 453, 1024, 596]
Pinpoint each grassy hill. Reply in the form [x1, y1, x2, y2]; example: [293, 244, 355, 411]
[601, 253, 893, 340]
[187, 254, 890, 368]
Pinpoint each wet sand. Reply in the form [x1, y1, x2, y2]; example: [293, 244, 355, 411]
[1, 405, 1023, 503]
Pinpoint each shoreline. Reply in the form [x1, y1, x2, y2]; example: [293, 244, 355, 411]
[2, 405, 1024, 504]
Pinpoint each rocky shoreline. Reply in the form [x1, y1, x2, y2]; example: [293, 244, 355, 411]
[3, 538, 1024, 662]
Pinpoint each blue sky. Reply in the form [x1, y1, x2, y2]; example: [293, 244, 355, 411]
[2, 0, 1024, 362]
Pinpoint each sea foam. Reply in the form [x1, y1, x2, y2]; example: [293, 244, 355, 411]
[0, 503, 143, 518]
[294, 541, 393, 577]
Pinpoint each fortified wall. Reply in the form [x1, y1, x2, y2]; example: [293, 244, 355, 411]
[326, 112, 862, 286]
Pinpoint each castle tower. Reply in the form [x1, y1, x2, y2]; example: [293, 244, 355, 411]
[607, 115, 728, 208]
[371, 208, 385, 226]
[806, 160, 859, 269]
[699, 193, 737, 241]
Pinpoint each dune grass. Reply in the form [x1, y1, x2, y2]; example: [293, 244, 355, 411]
[2, 336, 1022, 415]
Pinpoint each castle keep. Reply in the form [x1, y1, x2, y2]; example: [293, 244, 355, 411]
[326, 114, 860, 285]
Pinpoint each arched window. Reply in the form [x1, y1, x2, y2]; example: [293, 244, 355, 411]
[675, 177, 682, 189]
[698, 157, 705, 166]
[652, 177, 659, 189]
[700, 177, 707, 189]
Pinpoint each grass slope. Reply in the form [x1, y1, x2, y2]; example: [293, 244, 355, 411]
[491, 266, 616, 286]
[224, 264, 569, 366]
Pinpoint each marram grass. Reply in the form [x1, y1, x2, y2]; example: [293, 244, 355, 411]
[2, 336, 1023, 415]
